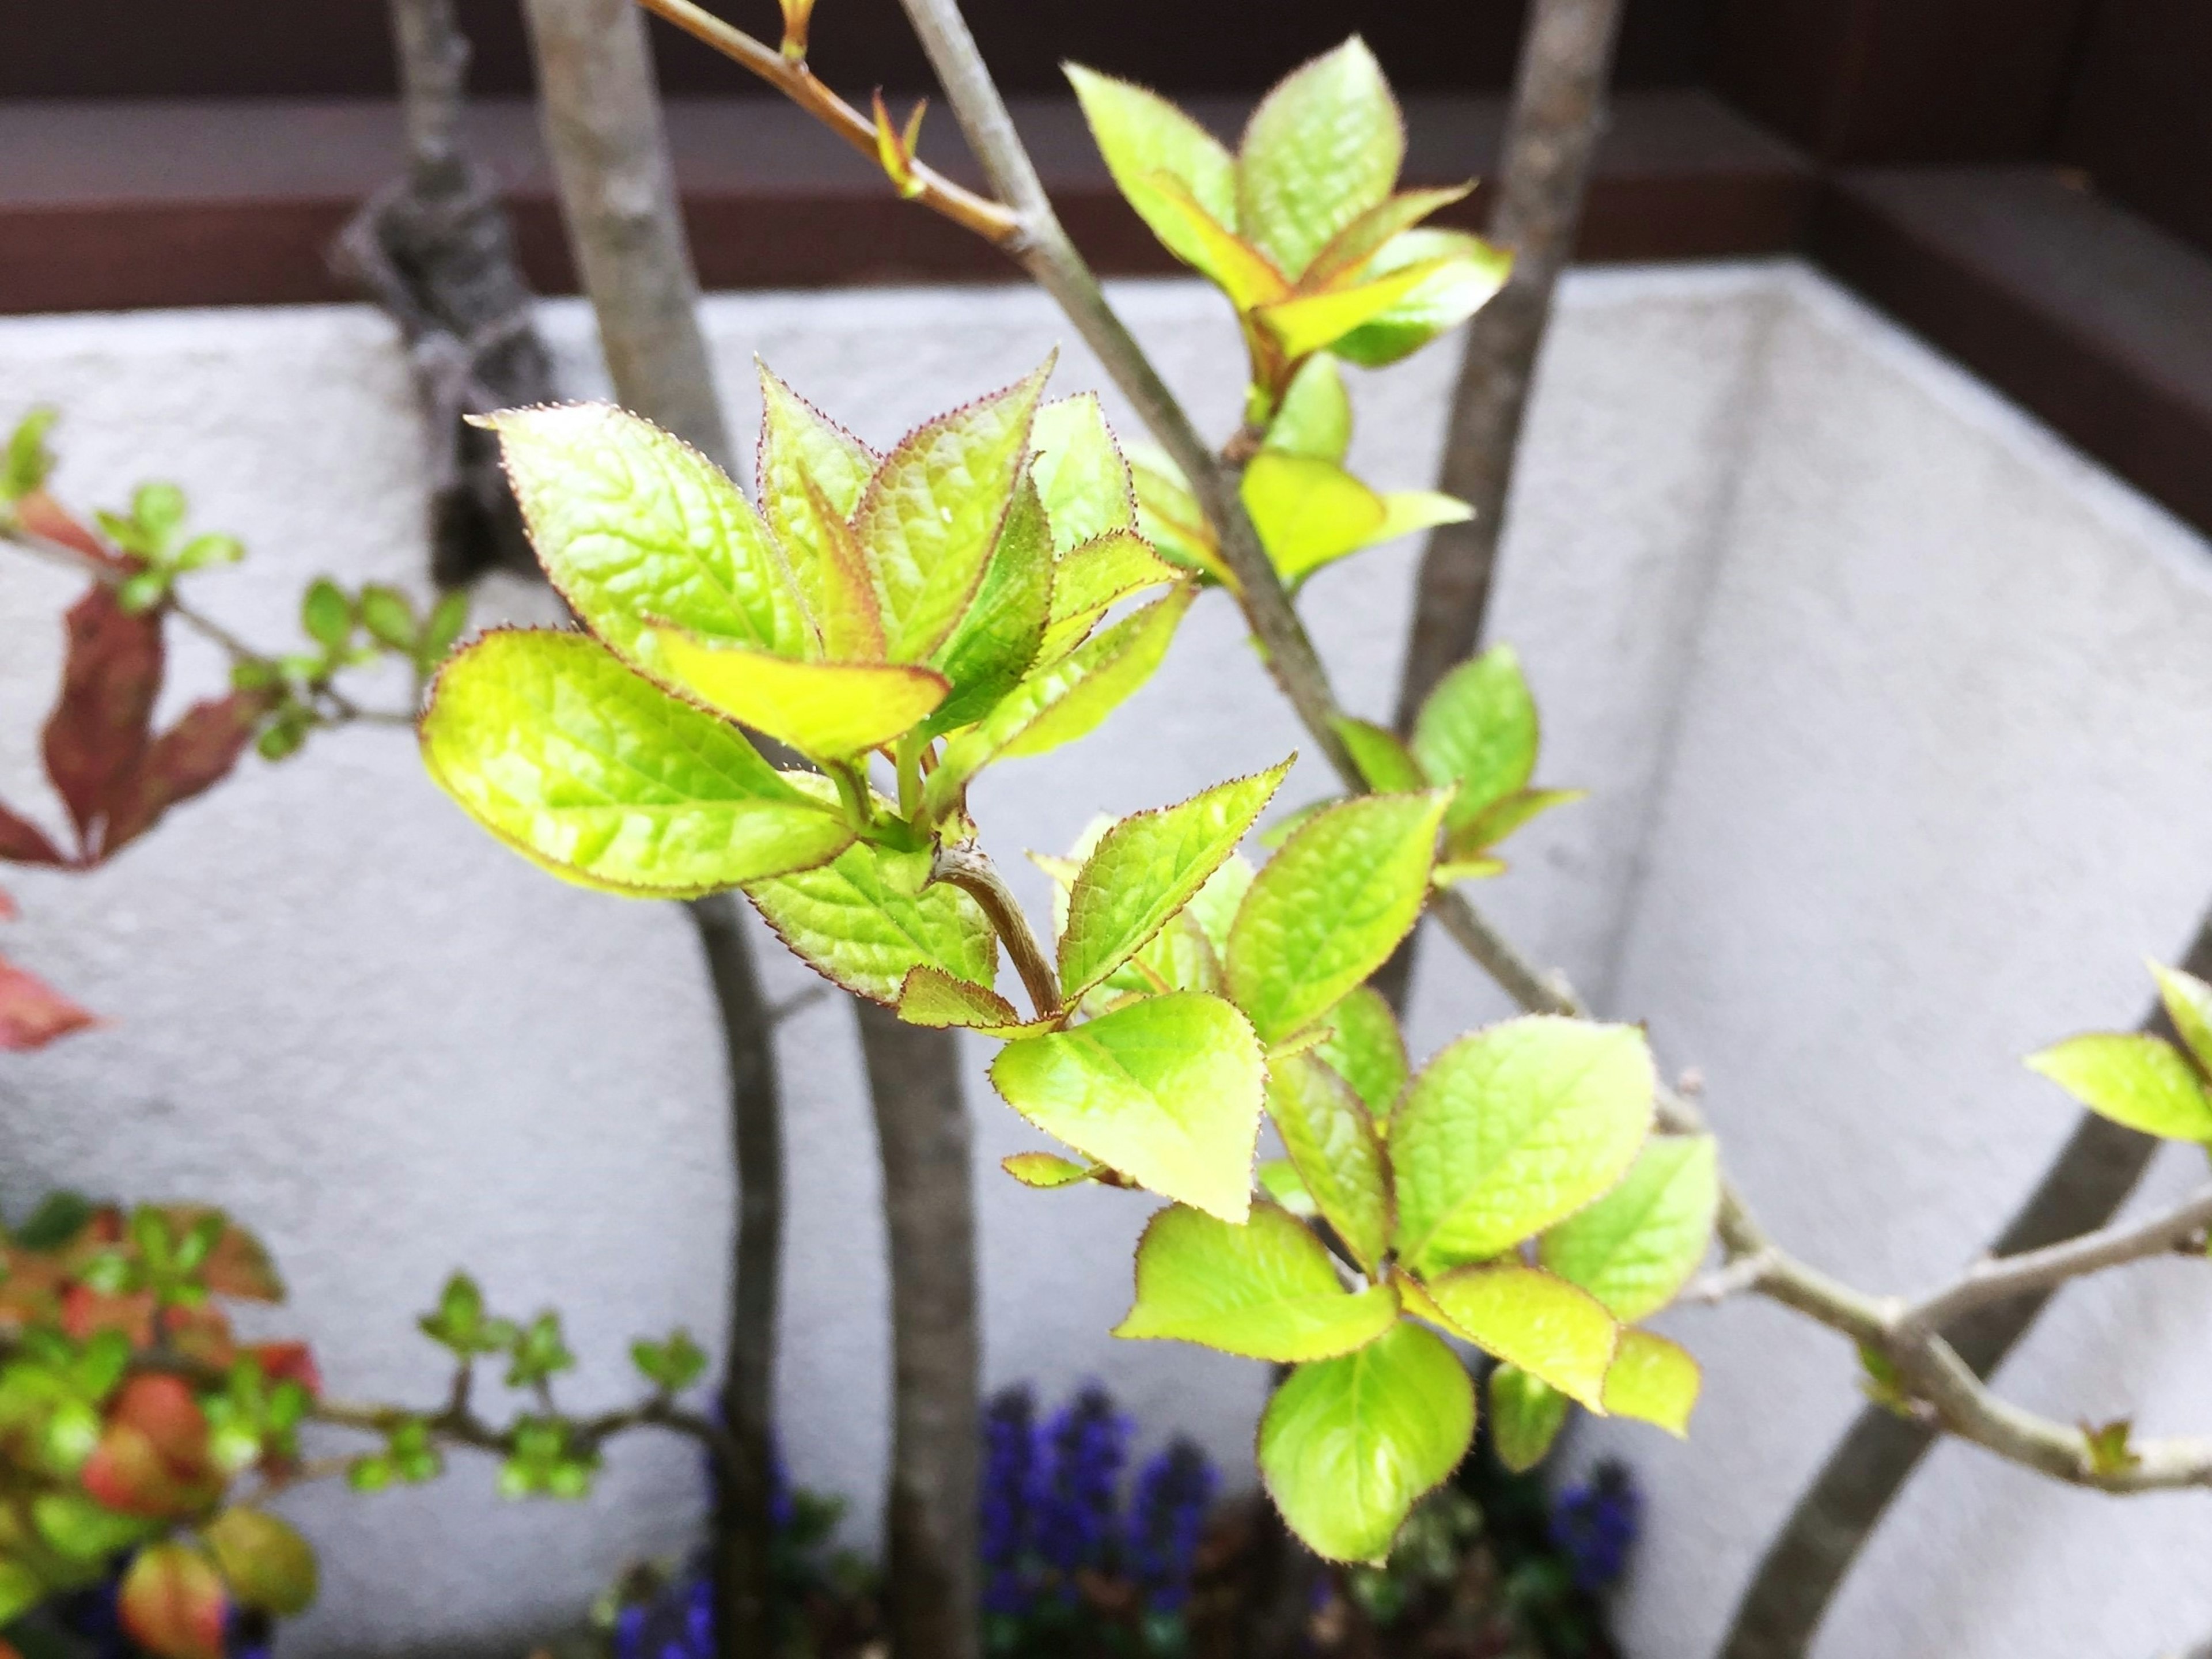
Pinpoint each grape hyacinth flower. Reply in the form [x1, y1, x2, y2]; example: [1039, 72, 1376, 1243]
[1125, 1438, 1218, 1616]
[980, 1385, 1041, 1618]
[1548, 1461, 1643, 1592]
[1033, 1382, 1131, 1592]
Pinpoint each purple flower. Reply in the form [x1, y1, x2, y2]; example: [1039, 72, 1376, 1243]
[980, 1385, 1041, 1616]
[1033, 1382, 1130, 1588]
[1549, 1461, 1643, 1592]
[1125, 1438, 1217, 1614]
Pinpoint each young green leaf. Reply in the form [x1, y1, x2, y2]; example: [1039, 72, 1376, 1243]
[1312, 986, 1410, 1126]
[896, 965, 1050, 1036]
[1332, 717, 1425, 794]
[854, 359, 1052, 662]
[1412, 645, 1540, 833]
[1039, 531, 1179, 662]
[1422, 1262, 1619, 1410]
[1258, 1157, 1319, 1218]
[755, 364, 877, 632]
[301, 579, 352, 650]
[1067, 65, 1243, 279]
[1487, 1365, 1570, 1474]
[1241, 452, 1385, 585]
[480, 404, 812, 670]
[2150, 961, 2212, 1076]
[4, 406, 59, 501]
[649, 629, 948, 759]
[1115, 1202, 1399, 1361]
[1300, 184, 1473, 291]
[1267, 1052, 1392, 1273]
[1263, 355, 1353, 463]
[1451, 787, 1584, 856]
[1255, 257, 1457, 363]
[1603, 1328, 1700, 1436]
[1003, 1152, 1094, 1189]
[1226, 790, 1448, 1044]
[421, 631, 853, 897]
[925, 475, 1055, 732]
[990, 991, 1264, 1222]
[1236, 38, 1403, 280]
[1539, 1135, 1718, 1321]
[2025, 1032, 2212, 1143]
[1392, 1016, 1656, 1277]
[1059, 760, 1293, 1001]
[1258, 1321, 1474, 1565]
[1029, 395, 1138, 552]
[747, 842, 997, 1005]
[1370, 488, 1475, 547]
[1330, 230, 1513, 368]
[1128, 173, 1289, 310]
[927, 586, 1194, 815]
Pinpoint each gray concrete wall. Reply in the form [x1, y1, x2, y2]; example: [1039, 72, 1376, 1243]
[1, 264, 2207, 1658]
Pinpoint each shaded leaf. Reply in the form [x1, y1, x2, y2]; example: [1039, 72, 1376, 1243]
[1312, 986, 1409, 1126]
[1267, 1052, 1392, 1272]
[1301, 184, 1473, 291]
[1450, 786, 1582, 857]
[749, 842, 997, 1005]
[0, 801, 66, 866]
[44, 584, 162, 856]
[925, 475, 1054, 731]
[1258, 1157, 1319, 1218]
[1412, 645, 1540, 833]
[1038, 530, 1178, 662]
[1487, 1365, 1569, 1474]
[203, 1506, 317, 1615]
[1262, 355, 1352, 464]
[754, 365, 877, 635]
[1332, 717, 1423, 793]
[103, 693, 266, 857]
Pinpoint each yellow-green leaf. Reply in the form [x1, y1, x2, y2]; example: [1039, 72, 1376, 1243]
[1370, 489, 1474, 547]
[1332, 716, 1424, 793]
[1300, 184, 1472, 291]
[1241, 452, 1386, 585]
[925, 474, 1054, 732]
[1255, 257, 1456, 362]
[1259, 1157, 1319, 1218]
[203, 1507, 317, 1616]
[1129, 448, 1232, 584]
[755, 364, 877, 647]
[896, 965, 1051, 1036]
[1029, 395, 1138, 552]
[989, 991, 1264, 1221]
[1040, 529, 1179, 662]
[482, 403, 812, 669]
[1313, 986, 1409, 1126]
[1259, 1321, 1474, 1565]
[1392, 1016, 1656, 1277]
[854, 358, 1051, 661]
[1060, 760, 1293, 1002]
[1487, 1365, 1569, 1474]
[1423, 1262, 1618, 1410]
[1068, 64, 1243, 275]
[1451, 786, 1583, 855]
[2026, 1032, 2212, 1142]
[1540, 1135, 1718, 1321]
[1003, 1152, 1092, 1189]
[1603, 1328, 1700, 1436]
[1268, 1051, 1392, 1272]
[649, 627, 948, 760]
[421, 631, 852, 897]
[1331, 230, 1512, 368]
[1412, 645, 1540, 833]
[1236, 37, 1403, 279]
[1226, 791, 1448, 1044]
[2151, 960, 2212, 1075]
[748, 841, 996, 1004]
[1263, 354, 1352, 464]
[1115, 1202, 1399, 1361]
[1132, 171, 1288, 309]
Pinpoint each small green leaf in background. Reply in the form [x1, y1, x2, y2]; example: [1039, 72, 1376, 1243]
[32, 1491, 156, 1563]
[1115, 1202, 1399, 1362]
[1331, 230, 1513, 368]
[2025, 1032, 2212, 1143]
[990, 991, 1264, 1222]
[630, 1329, 707, 1393]
[1067, 66, 1244, 285]
[505, 1311, 576, 1389]
[1392, 1016, 1656, 1277]
[747, 840, 997, 1005]
[1267, 1052, 1392, 1273]
[1259, 1320, 1474, 1565]
[1003, 1152, 1093, 1190]
[1059, 759, 1291, 1002]
[1029, 395, 1138, 551]
[1539, 1134, 1719, 1321]
[1423, 1262, 1618, 1410]
[1332, 717, 1425, 794]
[1412, 645, 1539, 834]
[649, 629, 949, 760]
[203, 1506, 317, 1615]
[421, 631, 854, 897]
[1236, 37, 1402, 280]
[1241, 452, 1384, 585]
[1312, 986, 1409, 1127]
[1603, 1328, 1700, 1436]
[2150, 961, 2212, 1075]
[481, 404, 811, 669]
[419, 1272, 506, 1355]
[1488, 1364, 1570, 1474]
[300, 579, 352, 651]
[854, 359, 1051, 662]
[358, 584, 417, 652]
[1450, 786, 1584, 859]
[1226, 790, 1448, 1044]
[1262, 356, 1351, 464]
[420, 590, 470, 666]
[4, 406, 59, 500]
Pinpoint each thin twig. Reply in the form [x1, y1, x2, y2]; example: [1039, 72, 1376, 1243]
[931, 842, 1059, 1018]
[1904, 1185, 2212, 1331]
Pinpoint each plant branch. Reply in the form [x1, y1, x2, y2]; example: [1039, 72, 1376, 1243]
[930, 842, 1059, 1019]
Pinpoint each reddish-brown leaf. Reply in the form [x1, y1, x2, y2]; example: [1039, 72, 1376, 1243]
[119, 1543, 229, 1659]
[103, 694, 267, 858]
[43, 584, 163, 858]
[245, 1341, 322, 1398]
[0, 802, 66, 866]
[16, 491, 126, 571]
[0, 952, 97, 1051]
[82, 1376, 225, 1520]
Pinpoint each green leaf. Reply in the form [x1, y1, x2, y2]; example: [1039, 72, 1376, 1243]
[1267, 1052, 1392, 1272]
[1313, 986, 1409, 1126]
[896, 965, 1048, 1036]
[421, 631, 854, 897]
[1540, 1135, 1718, 1321]
[854, 359, 1052, 662]
[5, 406, 59, 501]
[1422, 1262, 1618, 1410]
[1116, 1202, 1399, 1361]
[1241, 453, 1385, 585]
[1332, 717, 1425, 793]
[748, 840, 997, 1005]
[989, 991, 1264, 1221]
[1039, 530, 1179, 662]
[1128, 446, 1232, 585]
[2027, 1032, 2212, 1142]
[1487, 1365, 1569, 1474]
[203, 1507, 317, 1615]
[1301, 184, 1474, 291]
[1126, 173, 1288, 309]
[1236, 38, 1403, 279]
[927, 586, 1194, 815]
[1451, 787, 1583, 856]
[650, 626, 948, 759]
[481, 404, 811, 670]
[755, 363, 877, 634]
[422, 590, 469, 661]
[33, 1491, 156, 1561]
[358, 584, 416, 651]
[1068, 65, 1243, 278]
[1029, 395, 1138, 552]
[2150, 960, 2212, 1075]
[301, 579, 351, 650]
[1603, 1329, 1699, 1436]
[1060, 760, 1292, 1002]
[1254, 257, 1457, 363]
[630, 1330, 707, 1392]
[925, 474, 1055, 732]
[1259, 1157, 1319, 1218]
[1258, 1321, 1474, 1565]
[1226, 791, 1448, 1044]
[1412, 645, 1540, 833]
[1369, 489, 1474, 547]
[1263, 355, 1352, 464]
[1184, 854, 1254, 956]
[505, 1310, 577, 1387]
[1330, 230, 1513, 368]
[1003, 1152, 1093, 1189]
[1392, 1016, 1656, 1277]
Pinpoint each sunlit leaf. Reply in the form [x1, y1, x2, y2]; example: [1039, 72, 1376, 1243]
[1603, 1329, 1700, 1436]
[1301, 184, 1472, 291]
[755, 363, 876, 642]
[1128, 449, 1232, 585]
[748, 842, 996, 1004]
[1132, 172, 1288, 310]
[1255, 257, 1457, 362]
[1003, 1152, 1093, 1189]
[1029, 395, 1138, 552]
[2150, 961, 2212, 1077]
[1412, 645, 1539, 833]
[896, 965, 1050, 1036]
[1241, 453, 1386, 585]
[2027, 1033, 2212, 1143]
[1069, 65, 1244, 276]
[1423, 1262, 1618, 1410]
[1540, 1135, 1718, 1321]
[1039, 531, 1180, 662]
[649, 628, 947, 760]
[1236, 38, 1403, 279]
[1116, 1202, 1399, 1361]
[1331, 230, 1513, 368]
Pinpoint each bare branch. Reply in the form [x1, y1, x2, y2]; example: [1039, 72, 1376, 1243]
[1904, 1185, 2212, 1331]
